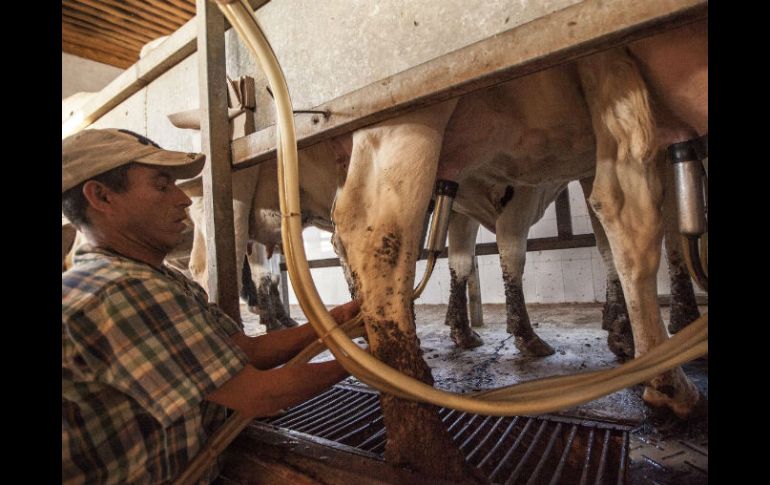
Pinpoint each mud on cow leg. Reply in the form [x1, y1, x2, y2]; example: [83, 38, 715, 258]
[269, 275, 299, 328]
[667, 264, 700, 334]
[495, 185, 555, 358]
[332, 102, 483, 482]
[502, 274, 554, 357]
[602, 278, 635, 361]
[240, 255, 259, 311]
[254, 275, 284, 332]
[446, 269, 483, 349]
[578, 48, 699, 418]
[444, 212, 483, 349]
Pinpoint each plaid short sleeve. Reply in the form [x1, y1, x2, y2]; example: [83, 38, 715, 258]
[67, 276, 249, 427]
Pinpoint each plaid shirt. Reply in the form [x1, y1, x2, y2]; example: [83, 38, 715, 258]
[62, 246, 249, 484]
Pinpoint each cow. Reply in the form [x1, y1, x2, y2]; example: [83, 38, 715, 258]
[444, 166, 701, 360]
[329, 43, 704, 479]
[182, 134, 350, 330]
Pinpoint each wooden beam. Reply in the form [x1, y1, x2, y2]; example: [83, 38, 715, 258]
[122, 0, 190, 25]
[62, 0, 271, 137]
[167, 0, 197, 16]
[229, 0, 708, 169]
[197, 0, 240, 321]
[97, 0, 183, 31]
[62, 27, 140, 60]
[62, 6, 155, 45]
[222, 423, 462, 485]
[145, 0, 196, 22]
[69, 0, 178, 35]
[62, 41, 134, 69]
[62, 22, 146, 51]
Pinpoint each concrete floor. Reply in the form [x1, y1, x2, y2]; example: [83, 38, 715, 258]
[242, 302, 708, 484]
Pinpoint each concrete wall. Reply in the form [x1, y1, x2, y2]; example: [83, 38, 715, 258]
[62, 0, 704, 305]
[62, 53, 123, 99]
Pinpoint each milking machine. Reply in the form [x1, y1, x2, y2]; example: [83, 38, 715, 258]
[669, 135, 708, 292]
[177, 2, 709, 481]
[414, 180, 459, 298]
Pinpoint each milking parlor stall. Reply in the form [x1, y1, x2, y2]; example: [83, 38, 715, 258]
[62, 0, 709, 484]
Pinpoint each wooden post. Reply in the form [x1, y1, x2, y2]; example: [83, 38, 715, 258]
[467, 255, 484, 328]
[197, 0, 240, 321]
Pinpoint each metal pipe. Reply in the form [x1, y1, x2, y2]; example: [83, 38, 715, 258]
[413, 180, 458, 299]
[527, 422, 563, 485]
[505, 420, 549, 485]
[549, 425, 579, 485]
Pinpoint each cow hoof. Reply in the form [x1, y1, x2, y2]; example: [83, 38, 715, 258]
[642, 375, 701, 419]
[451, 328, 483, 349]
[280, 317, 300, 328]
[514, 335, 555, 357]
[263, 319, 284, 333]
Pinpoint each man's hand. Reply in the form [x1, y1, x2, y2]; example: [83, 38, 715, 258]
[328, 300, 360, 324]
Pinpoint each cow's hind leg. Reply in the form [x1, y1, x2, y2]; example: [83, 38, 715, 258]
[445, 212, 483, 349]
[578, 49, 699, 418]
[246, 243, 284, 332]
[580, 177, 634, 361]
[496, 185, 554, 357]
[332, 102, 482, 482]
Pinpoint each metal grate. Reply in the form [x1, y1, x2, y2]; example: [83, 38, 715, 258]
[255, 384, 631, 484]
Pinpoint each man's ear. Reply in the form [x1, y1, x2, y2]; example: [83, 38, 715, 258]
[81, 181, 113, 213]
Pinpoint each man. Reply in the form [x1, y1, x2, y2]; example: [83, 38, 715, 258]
[62, 128, 359, 484]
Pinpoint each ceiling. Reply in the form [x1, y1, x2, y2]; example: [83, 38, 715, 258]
[62, 0, 197, 69]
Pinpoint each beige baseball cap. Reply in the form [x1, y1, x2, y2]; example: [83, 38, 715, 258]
[62, 128, 205, 193]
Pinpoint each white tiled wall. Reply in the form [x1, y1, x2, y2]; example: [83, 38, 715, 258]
[285, 181, 706, 305]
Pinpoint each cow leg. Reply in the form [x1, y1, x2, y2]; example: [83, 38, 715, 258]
[578, 49, 699, 418]
[268, 252, 298, 328]
[445, 212, 483, 349]
[243, 246, 298, 330]
[240, 250, 259, 310]
[580, 177, 634, 361]
[246, 243, 284, 332]
[661, 162, 701, 334]
[187, 164, 259, 312]
[333, 102, 483, 482]
[496, 185, 554, 357]
[187, 195, 209, 288]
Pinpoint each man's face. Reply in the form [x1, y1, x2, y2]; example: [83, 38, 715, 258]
[108, 164, 192, 254]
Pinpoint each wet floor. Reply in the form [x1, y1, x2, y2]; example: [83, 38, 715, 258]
[242, 302, 708, 484]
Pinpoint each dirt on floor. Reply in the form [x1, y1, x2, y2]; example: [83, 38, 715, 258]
[242, 302, 708, 484]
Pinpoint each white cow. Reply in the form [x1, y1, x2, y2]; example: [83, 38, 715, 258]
[329, 43, 704, 478]
[183, 134, 350, 330]
[444, 168, 701, 361]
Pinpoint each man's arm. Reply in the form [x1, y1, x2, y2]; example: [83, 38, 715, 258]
[205, 359, 349, 417]
[231, 300, 360, 369]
